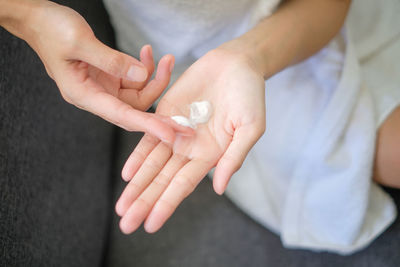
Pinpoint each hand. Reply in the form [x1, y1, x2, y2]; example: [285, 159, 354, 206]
[116, 48, 266, 234]
[10, 1, 190, 142]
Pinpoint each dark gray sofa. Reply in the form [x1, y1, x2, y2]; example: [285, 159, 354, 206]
[0, 1, 116, 266]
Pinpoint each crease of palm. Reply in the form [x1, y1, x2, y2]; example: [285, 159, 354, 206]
[157, 96, 231, 168]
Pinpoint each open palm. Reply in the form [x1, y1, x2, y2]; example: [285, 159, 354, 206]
[116, 49, 266, 234]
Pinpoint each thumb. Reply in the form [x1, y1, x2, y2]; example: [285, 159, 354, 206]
[213, 125, 264, 195]
[77, 37, 148, 82]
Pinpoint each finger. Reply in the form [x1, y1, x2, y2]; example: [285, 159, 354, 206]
[139, 54, 174, 104]
[119, 154, 188, 234]
[120, 117, 194, 182]
[213, 125, 264, 195]
[140, 44, 155, 79]
[144, 159, 212, 233]
[115, 142, 172, 217]
[77, 36, 148, 82]
[121, 45, 156, 89]
[121, 134, 160, 181]
[82, 89, 176, 143]
[159, 115, 196, 137]
[118, 54, 174, 110]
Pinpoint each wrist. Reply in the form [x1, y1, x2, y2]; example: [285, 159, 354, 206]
[216, 39, 267, 80]
[0, 0, 44, 40]
[218, 34, 275, 80]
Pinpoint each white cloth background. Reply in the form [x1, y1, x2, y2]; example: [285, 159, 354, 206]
[103, 0, 400, 254]
[226, 0, 400, 254]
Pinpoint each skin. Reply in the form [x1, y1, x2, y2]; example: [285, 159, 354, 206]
[117, 49, 266, 233]
[2, 0, 398, 235]
[374, 106, 400, 188]
[117, 0, 358, 234]
[0, 0, 194, 143]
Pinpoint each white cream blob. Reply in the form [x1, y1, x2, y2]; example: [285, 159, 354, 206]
[170, 115, 195, 128]
[171, 101, 213, 128]
[190, 101, 213, 124]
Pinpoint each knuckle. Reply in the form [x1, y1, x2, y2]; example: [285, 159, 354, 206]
[152, 172, 170, 187]
[143, 134, 159, 146]
[63, 22, 94, 53]
[223, 154, 242, 172]
[63, 29, 85, 53]
[157, 198, 176, 212]
[143, 157, 162, 171]
[172, 175, 195, 196]
[106, 54, 124, 76]
[127, 179, 142, 193]
[136, 197, 152, 209]
[131, 150, 146, 164]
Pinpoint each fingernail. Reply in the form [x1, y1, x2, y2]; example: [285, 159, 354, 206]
[127, 65, 147, 82]
[169, 60, 175, 73]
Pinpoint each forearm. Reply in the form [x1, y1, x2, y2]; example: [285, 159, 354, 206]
[0, 0, 43, 39]
[221, 0, 351, 79]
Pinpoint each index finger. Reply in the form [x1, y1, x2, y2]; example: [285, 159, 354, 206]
[83, 90, 176, 144]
